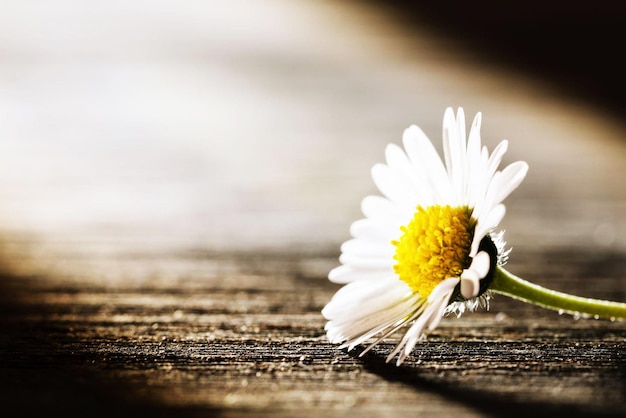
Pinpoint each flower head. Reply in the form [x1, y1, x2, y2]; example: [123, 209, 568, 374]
[322, 107, 529, 365]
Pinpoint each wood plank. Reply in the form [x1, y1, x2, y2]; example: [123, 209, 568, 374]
[1, 247, 625, 417]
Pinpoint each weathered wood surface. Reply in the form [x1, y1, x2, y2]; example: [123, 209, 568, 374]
[1, 247, 626, 417]
[0, 1, 625, 417]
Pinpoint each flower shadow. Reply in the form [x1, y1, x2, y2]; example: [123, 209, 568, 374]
[349, 346, 625, 418]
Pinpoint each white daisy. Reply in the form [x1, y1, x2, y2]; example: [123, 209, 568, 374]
[322, 107, 529, 365]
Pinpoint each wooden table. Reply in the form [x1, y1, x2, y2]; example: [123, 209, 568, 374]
[0, 1, 624, 417]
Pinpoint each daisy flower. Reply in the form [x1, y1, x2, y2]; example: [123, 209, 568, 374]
[323, 107, 626, 366]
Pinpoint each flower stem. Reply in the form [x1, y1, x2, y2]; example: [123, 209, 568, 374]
[490, 266, 626, 320]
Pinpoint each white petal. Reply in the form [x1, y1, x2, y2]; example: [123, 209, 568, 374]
[460, 269, 480, 299]
[357, 301, 427, 356]
[427, 286, 456, 331]
[402, 125, 451, 204]
[389, 278, 457, 365]
[371, 163, 418, 207]
[487, 161, 529, 208]
[387, 310, 428, 364]
[469, 250, 491, 278]
[350, 218, 397, 241]
[401, 125, 435, 163]
[361, 195, 396, 219]
[394, 315, 429, 365]
[471, 203, 506, 256]
[322, 276, 405, 320]
[324, 281, 421, 346]
[467, 112, 482, 152]
[385, 143, 435, 206]
[456, 107, 467, 149]
[443, 107, 467, 204]
[339, 253, 394, 270]
[427, 276, 459, 303]
[471, 140, 509, 218]
[442, 107, 456, 177]
[465, 112, 483, 204]
[338, 295, 423, 349]
[361, 196, 413, 234]
[486, 140, 509, 180]
[328, 265, 390, 284]
[340, 238, 395, 258]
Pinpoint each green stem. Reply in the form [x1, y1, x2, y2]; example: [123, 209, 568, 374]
[490, 266, 626, 320]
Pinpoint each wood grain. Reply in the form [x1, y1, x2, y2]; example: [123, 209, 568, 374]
[1, 247, 625, 417]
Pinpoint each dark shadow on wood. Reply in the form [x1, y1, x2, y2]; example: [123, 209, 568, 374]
[0, 273, 223, 418]
[350, 346, 626, 418]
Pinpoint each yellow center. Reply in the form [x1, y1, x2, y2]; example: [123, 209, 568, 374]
[392, 205, 475, 297]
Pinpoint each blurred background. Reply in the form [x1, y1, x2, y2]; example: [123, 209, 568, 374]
[0, 0, 624, 279]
